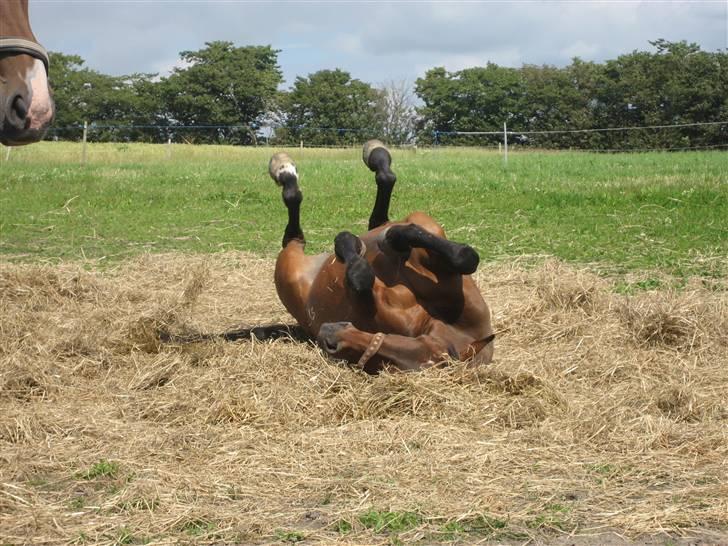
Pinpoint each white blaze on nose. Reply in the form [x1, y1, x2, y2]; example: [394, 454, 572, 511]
[27, 59, 53, 129]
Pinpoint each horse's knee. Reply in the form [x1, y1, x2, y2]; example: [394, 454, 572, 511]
[403, 211, 445, 237]
[334, 232, 374, 294]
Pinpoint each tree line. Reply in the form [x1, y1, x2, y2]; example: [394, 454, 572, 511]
[48, 39, 727, 149]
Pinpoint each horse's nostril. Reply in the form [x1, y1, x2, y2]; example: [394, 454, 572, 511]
[318, 322, 351, 354]
[12, 95, 29, 120]
[5, 95, 30, 130]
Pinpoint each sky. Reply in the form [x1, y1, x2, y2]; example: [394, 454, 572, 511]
[30, 0, 728, 88]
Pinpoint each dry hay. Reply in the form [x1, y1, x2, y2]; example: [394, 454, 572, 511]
[1, 253, 726, 545]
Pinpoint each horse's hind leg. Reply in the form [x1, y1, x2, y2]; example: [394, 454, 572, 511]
[270, 153, 316, 330]
[334, 231, 375, 294]
[269, 152, 304, 247]
[362, 140, 397, 230]
[384, 223, 480, 275]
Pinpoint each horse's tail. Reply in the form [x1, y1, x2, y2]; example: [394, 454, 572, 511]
[158, 323, 311, 344]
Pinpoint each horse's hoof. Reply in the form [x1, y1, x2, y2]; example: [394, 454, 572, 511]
[452, 245, 479, 275]
[346, 255, 375, 294]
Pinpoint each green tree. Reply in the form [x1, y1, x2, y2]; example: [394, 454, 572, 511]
[277, 69, 381, 146]
[415, 63, 524, 145]
[596, 40, 727, 148]
[517, 63, 588, 148]
[415, 41, 727, 150]
[48, 52, 161, 142]
[561, 58, 610, 148]
[160, 41, 282, 144]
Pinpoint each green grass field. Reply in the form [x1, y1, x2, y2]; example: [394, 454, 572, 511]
[1, 142, 727, 281]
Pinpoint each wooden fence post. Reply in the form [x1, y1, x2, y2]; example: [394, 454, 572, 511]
[503, 122, 508, 168]
[81, 121, 88, 165]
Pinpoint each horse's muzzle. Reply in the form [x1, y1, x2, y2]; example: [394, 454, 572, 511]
[0, 69, 55, 146]
[316, 322, 352, 355]
[0, 93, 53, 145]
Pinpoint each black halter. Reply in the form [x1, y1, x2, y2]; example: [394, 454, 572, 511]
[0, 37, 49, 72]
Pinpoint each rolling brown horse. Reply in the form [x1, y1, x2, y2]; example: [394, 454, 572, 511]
[268, 141, 495, 372]
[0, 0, 54, 145]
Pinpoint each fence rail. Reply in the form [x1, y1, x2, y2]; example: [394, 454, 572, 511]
[436, 119, 728, 137]
[3, 119, 726, 164]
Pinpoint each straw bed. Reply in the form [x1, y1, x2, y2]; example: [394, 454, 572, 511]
[1, 253, 726, 545]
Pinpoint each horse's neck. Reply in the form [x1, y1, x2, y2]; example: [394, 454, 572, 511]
[1, 0, 33, 38]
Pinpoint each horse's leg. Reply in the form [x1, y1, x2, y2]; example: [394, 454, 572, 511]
[317, 322, 468, 373]
[269, 153, 322, 331]
[334, 231, 375, 294]
[280, 175, 304, 247]
[269, 152, 305, 246]
[382, 223, 480, 275]
[362, 140, 397, 230]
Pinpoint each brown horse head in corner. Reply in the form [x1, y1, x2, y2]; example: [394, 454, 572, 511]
[269, 140, 495, 373]
[0, 0, 54, 145]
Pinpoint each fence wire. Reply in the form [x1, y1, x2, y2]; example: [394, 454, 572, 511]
[28, 118, 728, 154]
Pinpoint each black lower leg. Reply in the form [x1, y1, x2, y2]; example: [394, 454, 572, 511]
[386, 224, 480, 274]
[280, 172, 304, 247]
[367, 147, 397, 230]
[334, 231, 375, 294]
[368, 171, 397, 230]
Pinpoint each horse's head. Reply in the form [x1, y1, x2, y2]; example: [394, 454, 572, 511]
[0, 0, 54, 146]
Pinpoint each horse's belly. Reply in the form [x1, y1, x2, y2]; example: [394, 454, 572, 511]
[305, 265, 424, 337]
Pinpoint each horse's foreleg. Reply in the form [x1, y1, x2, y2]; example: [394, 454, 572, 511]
[270, 153, 320, 330]
[334, 231, 375, 294]
[363, 141, 397, 230]
[270, 152, 304, 247]
[317, 322, 457, 373]
[280, 172, 304, 247]
[384, 223, 480, 275]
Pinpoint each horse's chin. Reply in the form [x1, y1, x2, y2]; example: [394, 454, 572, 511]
[0, 125, 50, 146]
[0, 98, 54, 146]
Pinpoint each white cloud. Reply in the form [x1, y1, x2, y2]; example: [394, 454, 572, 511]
[150, 57, 193, 79]
[332, 33, 364, 54]
[27, 0, 727, 86]
[422, 47, 523, 74]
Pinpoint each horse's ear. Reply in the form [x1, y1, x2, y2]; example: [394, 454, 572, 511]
[447, 344, 459, 359]
[467, 334, 496, 358]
